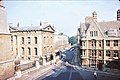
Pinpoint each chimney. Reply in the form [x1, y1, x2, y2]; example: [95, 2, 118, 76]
[92, 11, 97, 21]
[117, 9, 120, 21]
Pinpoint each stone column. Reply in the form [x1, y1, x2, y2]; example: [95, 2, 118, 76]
[14, 60, 21, 78]
[35, 57, 40, 69]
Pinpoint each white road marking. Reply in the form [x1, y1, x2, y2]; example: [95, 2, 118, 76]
[69, 67, 72, 80]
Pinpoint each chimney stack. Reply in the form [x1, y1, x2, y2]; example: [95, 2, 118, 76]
[92, 11, 97, 21]
[117, 9, 120, 21]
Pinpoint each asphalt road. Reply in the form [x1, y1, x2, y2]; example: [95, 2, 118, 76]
[37, 46, 119, 80]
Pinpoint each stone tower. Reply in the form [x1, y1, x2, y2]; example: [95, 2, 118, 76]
[92, 11, 97, 21]
[117, 9, 120, 21]
[0, 0, 9, 33]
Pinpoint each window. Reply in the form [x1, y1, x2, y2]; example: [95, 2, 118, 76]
[114, 40, 118, 46]
[106, 51, 110, 57]
[35, 48, 37, 55]
[94, 31, 96, 37]
[22, 37, 24, 44]
[28, 47, 31, 55]
[82, 50, 86, 56]
[106, 40, 110, 46]
[99, 41, 101, 47]
[90, 31, 93, 37]
[92, 40, 96, 47]
[92, 41, 93, 46]
[99, 50, 101, 56]
[15, 36, 17, 45]
[21, 47, 24, 55]
[96, 31, 98, 36]
[83, 41, 85, 46]
[113, 51, 118, 57]
[11, 36, 13, 44]
[91, 50, 96, 56]
[35, 37, 37, 44]
[28, 37, 30, 44]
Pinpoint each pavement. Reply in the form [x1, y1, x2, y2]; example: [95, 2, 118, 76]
[7, 60, 62, 80]
[37, 62, 120, 80]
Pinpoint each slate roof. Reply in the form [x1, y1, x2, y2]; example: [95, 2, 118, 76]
[9, 24, 55, 32]
[79, 20, 120, 37]
[98, 21, 120, 33]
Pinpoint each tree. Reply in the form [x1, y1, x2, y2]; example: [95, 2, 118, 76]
[68, 36, 77, 45]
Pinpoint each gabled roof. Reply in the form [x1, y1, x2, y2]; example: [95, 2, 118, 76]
[42, 25, 55, 32]
[79, 20, 120, 37]
[98, 21, 120, 33]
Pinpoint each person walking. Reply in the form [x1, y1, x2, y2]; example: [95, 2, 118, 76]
[94, 71, 97, 80]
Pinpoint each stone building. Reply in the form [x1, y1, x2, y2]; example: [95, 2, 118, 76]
[54, 33, 70, 52]
[0, 0, 15, 79]
[77, 10, 120, 67]
[9, 22, 55, 64]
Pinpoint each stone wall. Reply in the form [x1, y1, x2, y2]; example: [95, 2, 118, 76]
[0, 60, 15, 80]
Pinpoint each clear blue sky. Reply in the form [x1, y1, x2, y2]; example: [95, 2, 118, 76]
[4, 0, 120, 36]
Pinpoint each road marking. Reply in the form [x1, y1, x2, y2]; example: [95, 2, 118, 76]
[69, 67, 72, 80]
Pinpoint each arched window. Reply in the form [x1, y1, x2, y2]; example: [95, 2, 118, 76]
[35, 47, 37, 55]
[35, 37, 37, 44]
[21, 37, 24, 44]
[28, 47, 31, 55]
[21, 47, 24, 55]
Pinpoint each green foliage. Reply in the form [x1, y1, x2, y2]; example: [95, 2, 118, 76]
[68, 36, 77, 45]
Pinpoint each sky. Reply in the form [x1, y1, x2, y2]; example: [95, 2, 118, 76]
[4, 0, 120, 36]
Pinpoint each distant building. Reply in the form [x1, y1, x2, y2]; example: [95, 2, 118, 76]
[77, 9, 120, 67]
[9, 22, 55, 63]
[54, 33, 70, 52]
[0, 0, 15, 79]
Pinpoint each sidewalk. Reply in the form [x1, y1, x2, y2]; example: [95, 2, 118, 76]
[7, 60, 62, 80]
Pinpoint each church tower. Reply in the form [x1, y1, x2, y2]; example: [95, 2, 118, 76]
[0, 0, 9, 33]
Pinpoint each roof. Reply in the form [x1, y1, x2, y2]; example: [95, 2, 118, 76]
[79, 20, 120, 37]
[98, 21, 120, 33]
[9, 24, 55, 33]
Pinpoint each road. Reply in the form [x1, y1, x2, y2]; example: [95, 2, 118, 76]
[37, 46, 119, 80]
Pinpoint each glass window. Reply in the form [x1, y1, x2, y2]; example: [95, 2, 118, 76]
[106, 40, 110, 46]
[113, 51, 118, 57]
[22, 37, 24, 44]
[99, 50, 101, 56]
[83, 41, 85, 46]
[28, 47, 31, 55]
[11, 36, 13, 44]
[21, 47, 24, 55]
[96, 31, 98, 36]
[35, 48, 37, 55]
[35, 37, 37, 44]
[106, 51, 110, 57]
[28, 37, 30, 44]
[82, 50, 86, 56]
[99, 41, 101, 47]
[114, 40, 118, 46]
[91, 50, 96, 56]
[90, 31, 93, 37]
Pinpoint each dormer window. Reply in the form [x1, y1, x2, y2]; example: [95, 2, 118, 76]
[107, 29, 117, 37]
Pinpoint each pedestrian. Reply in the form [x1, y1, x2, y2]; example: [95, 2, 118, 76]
[94, 71, 97, 80]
